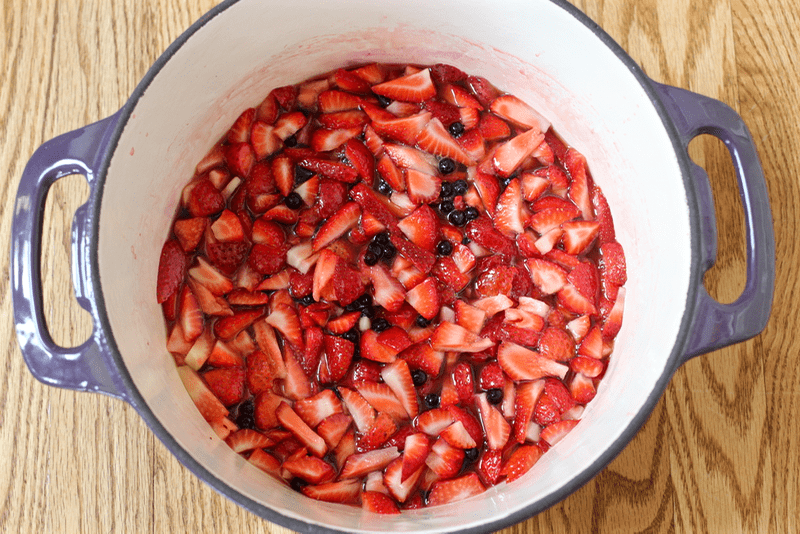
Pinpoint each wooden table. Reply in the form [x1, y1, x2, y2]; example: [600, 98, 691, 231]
[0, 0, 794, 532]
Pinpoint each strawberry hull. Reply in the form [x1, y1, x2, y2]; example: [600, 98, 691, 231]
[12, 1, 773, 534]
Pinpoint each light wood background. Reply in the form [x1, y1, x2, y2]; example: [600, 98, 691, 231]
[0, 0, 795, 532]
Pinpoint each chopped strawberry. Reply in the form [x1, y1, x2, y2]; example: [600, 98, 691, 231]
[225, 428, 274, 453]
[479, 361, 505, 390]
[600, 241, 627, 287]
[540, 419, 579, 446]
[319, 110, 369, 129]
[357, 382, 408, 421]
[380, 359, 419, 419]
[427, 472, 485, 506]
[489, 94, 546, 132]
[430, 63, 466, 84]
[569, 372, 597, 404]
[371, 111, 431, 146]
[417, 118, 473, 164]
[476, 393, 511, 449]
[362, 490, 401, 514]
[564, 149, 593, 219]
[173, 218, 206, 253]
[557, 283, 597, 315]
[372, 68, 436, 103]
[203, 368, 245, 406]
[340, 447, 400, 481]
[187, 178, 225, 217]
[493, 177, 525, 236]
[157, 240, 186, 303]
[311, 202, 361, 252]
[302, 479, 361, 504]
[349, 183, 398, 230]
[250, 121, 282, 159]
[465, 216, 516, 258]
[405, 169, 441, 205]
[492, 128, 545, 177]
[533, 378, 577, 426]
[577, 325, 603, 359]
[512, 379, 544, 443]
[497, 341, 569, 382]
[323, 334, 355, 382]
[223, 142, 255, 178]
[591, 187, 616, 245]
[537, 327, 575, 361]
[276, 403, 327, 457]
[397, 204, 439, 253]
[478, 113, 512, 141]
[562, 220, 601, 255]
[501, 444, 543, 482]
[357, 412, 398, 452]
[404, 277, 441, 321]
[310, 126, 362, 152]
[298, 157, 358, 183]
[265, 304, 304, 349]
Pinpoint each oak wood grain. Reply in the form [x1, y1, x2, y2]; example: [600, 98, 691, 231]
[0, 0, 794, 532]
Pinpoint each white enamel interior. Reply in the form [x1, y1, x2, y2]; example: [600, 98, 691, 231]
[98, 0, 693, 532]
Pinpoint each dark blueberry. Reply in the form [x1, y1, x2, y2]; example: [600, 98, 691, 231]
[448, 121, 465, 137]
[448, 209, 467, 227]
[381, 243, 397, 262]
[464, 447, 479, 463]
[440, 181, 454, 199]
[416, 315, 431, 328]
[284, 192, 303, 210]
[452, 179, 468, 196]
[290, 478, 309, 492]
[361, 305, 376, 319]
[376, 94, 392, 107]
[438, 157, 456, 175]
[235, 412, 255, 430]
[464, 206, 480, 221]
[486, 388, 504, 405]
[462, 236, 471, 245]
[376, 179, 393, 196]
[238, 399, 255, 416]
[436, 240, 453, 256]
[284, 134, 298, 148]
[342, 329, 359, 343]
[356, 294, 373, 309]
[372, 318, 390, 333]
[424, 393, 441, 409]
[374, 232, 391, 245]
[300, 294, 315, 306]
[439, 200, 455, 214]
[499, 176, 513, 191]
[411, 369, 428, 387]
[367, 241, 384, 258]
[295, 165, 315, 184]
[364, 251, 379, 266]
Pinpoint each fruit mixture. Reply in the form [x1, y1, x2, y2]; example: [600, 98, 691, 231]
[157, 63, 627, 513]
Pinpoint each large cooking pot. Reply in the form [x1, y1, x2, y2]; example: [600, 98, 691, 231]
[11, 0, 775, 532]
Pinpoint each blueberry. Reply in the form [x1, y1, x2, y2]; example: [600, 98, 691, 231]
[440, 181, 454, 199]
[342, 329, 359, 343]
[381, 243, 397, 262]
[361, 305, 376, 319]
[424, 393, 441, 409]
[364, 251, 379, 266]
[439, 200, 455, 214]
[464, 448, 479, 463]
[376, 94, 392, 108]
[238, 399, 255, 416]
[376, 179, 393, 196]
[295, 166, 315, 184]
[284, 134, 298, 148]
[462, 236, 471, 245]
[300, 294, 315, 306]
[499, 176, 513, 191]
[486, 388, 504, 404]
[284, 192, 303, 210]
[367, 241, 384, 258]
[436, 240, 453, 256]
[290, 478, 309, 492]
[374, 232, 391, 245]
[448, 121, 465, 137]
[464, 206, 479, 221]
[372, 318, 390, 333]
[448, 209, 467, 227]
[235, 412, 255, 430]
[452, 179, 468, 196]
[438, 157, 456, 175]
[356, 294, 373, 309]
[416, 315, 431, 328]
[411, 369, 428, 387]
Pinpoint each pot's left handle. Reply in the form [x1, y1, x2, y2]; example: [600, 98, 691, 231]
[11, 112, 129, 401]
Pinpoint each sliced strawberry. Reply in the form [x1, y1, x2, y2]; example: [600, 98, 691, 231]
[340, 447, 400, 480]
[225, 427, 275, 453]
[342, 139, 375, 184]
[311, 201, 361, 251]
[173, 218, 206, 253]
[537, 327, 575, 361]
[569, 372, 597, 404]
[317, 89, 362, 112]
[371, 111, 431, 146]
[372, 68, 436, 103]
[399, 342, 444, 378]
[223, 142, 255, 178]
[564, 148, 593, 220]
[323, 334, 355, 382]
[489, 94, 547, 131]
[362, 490, 401, 514]
[448, 361, 472, 405]
[206, 340, 244, 369]
[540, 419, 579, 446]
[251, 121, 282, 159]
[591, 186, 616, 245]
[187, 178, 225, 217]
[423, 99, 461, 126]
[273, 111, 308, 141]
[389, 233, 436, 274]
[212, 308, 262, 341]
[275, 403, 327, 457]
[476, 393, 511, 449]
[430, 322, 494, 353]
[245, 243, 286, 276]
[349, 183, 399, 230]
[380, 359, 419, 419]
[357, 412, 398, 452]
[533, 378, 577, 426]
[358, 329, 398, 364]
[492, 128, 545, 177]
[512, 379, 545, 443]
[297, 157, 357, 184]
[501, 444, 543, 483]
[600, 241, 627, 287]
[176, 366, 228, 422]
[310, 126, 362, 152]
[367, 264, 406, 312]
[315, 412, 352, 449]
[425, 438, 465, 478]
[432, 256, 471, 293]
[283, 452, 336, 484]
[397, 204, 439, 253]
[525, 258, 568, 295]
[196, 144, 224, 175]
[497, 341, 569, 382]
[243, 350, 274, 395]
[430, 63, 466, 84]
[326, 311, 361, 335]
[356, 382, 408, 421]
[404, 277, 441, 321]
[478, 113, 512, 141]
[339, 387, 377, 433]
[302, 478, 361, 504]
[465, 216, 516, 258]
[493, 177, 524, 236]
[477, 448, 503, 486]
[293, 389, 343, 428]
[427, 472, 485, 506]
[557, 283, 597, 315]
[562, 220, 601, 255]
[417, 118, 473, 164]
[440, 421, 478, 449]
[602, 286, 625, 340]
[478, 361, 505, 390]
[157, 240, 186, 303]
[202, 367, 245, 406]
[405, 169, 441, 205]
[442, 83, 484, 109]
[416, 408, 455, 437]
[319, 110, 368, 129]
[265, 304, 304, 349]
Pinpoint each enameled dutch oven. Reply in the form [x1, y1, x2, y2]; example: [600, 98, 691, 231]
[11, 0, 775, 532]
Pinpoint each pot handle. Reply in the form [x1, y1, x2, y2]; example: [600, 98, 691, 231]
[11, 112, 129, 401]
[650, 81, 775, 362]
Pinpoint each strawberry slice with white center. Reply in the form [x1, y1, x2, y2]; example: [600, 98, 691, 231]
[173, 218, 206, 252]
[384, 457, 424, 503]
[399, 342, 444, 378]
[602, 286, 625, 340]
[397, 204, 439, 252]
[416, 408, 454, 436]
[298, 157, 358, 184]
[293, 389, 344, 428]
[370, 111, 432, 146]
[367, 264, 406, 312]
[405, 169, 442, 205]
[310, 126, 362, 152]
[557, 283, 598, 315]
[416, 117, 474, 164]
[210, 209, 245, 242]
[371, 68, 437, 102]
[340, 447, 400, 479]
[316, 413, 353, 449]
[282, 345, 313, 400]
[265, 304, 304, 349]
[561, 220, 601, 255]
[383, 144, 439, 175]
[311, 249, 338, 302]
[512, 379, 545, 443]
[569, 372, 597, 404]
[251, 122, 282, 160]
[468, 167, 501, 216]
[427, 472, 485, 506]
[540, 419, 579, 446]
[273, 111, 308, 141]
[283, 452, 336, 484]
[401, 433, 430, 482]
[537, 326, 575, 361]
[472, 294, 514, 317]
[356, 382, 408, 421]
[440, 421, 478, 449]
[425, 439, 465, 478]
[454, 299, 487, 334]
[338, 387, 377, 433]
[493, 177, 525, 236]
[521, 171, 549, 202]
[497, 341, 569, 381]
[564, 148, 593, 220]
[526, 258, 568, 295]
[492, 128, 545, 178]
[405, 277, 441, 321]
[189, 257, 233, 296]
[500, 444, 543, 483]
[489, 94, 549, 132]
[380, 359, 419, 418]
[600, 241, 628, 287]
[176, 366, 228, 422]
[430, 321, 494, 353]
[349, 183, 399, 230]
[569, 355, 604, 378]
[225, 428, 275, 453]
[275, 402, 327, 457]
[302, 478, 361, 504]
[577, 325, 603, 359]
[476, 393, 511, 449]
[312, 201, 361, 251]
[528, 206, 581, 235]
[390, 233, 436, 274]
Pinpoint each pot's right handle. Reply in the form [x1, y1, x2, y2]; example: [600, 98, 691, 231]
[650, 81, 775, 362]
[11, 112, 129, 401]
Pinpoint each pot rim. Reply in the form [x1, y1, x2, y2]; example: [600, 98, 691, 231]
[88, 0, 701, 531]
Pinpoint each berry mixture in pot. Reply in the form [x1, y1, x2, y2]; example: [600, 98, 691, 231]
[156, 63, 627, 513]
